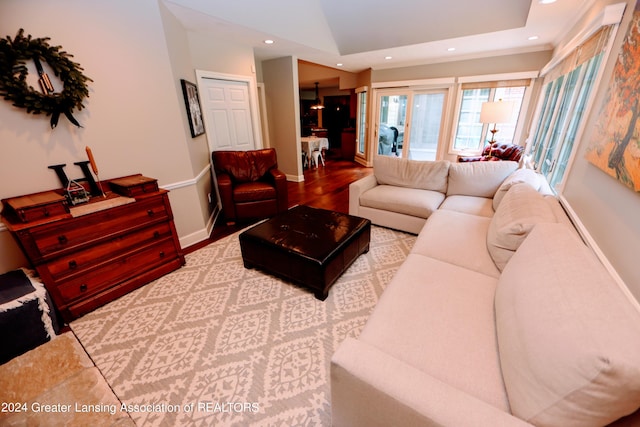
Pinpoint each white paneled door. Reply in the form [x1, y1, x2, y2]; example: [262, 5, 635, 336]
[200, 78, 256, 152]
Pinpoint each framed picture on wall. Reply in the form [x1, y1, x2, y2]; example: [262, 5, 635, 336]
[180, 79, 205, 138]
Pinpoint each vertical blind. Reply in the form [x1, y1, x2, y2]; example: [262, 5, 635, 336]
[529, 23, 615, 189]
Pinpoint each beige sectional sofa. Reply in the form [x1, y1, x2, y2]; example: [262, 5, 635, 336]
[332, 155, 640, 426]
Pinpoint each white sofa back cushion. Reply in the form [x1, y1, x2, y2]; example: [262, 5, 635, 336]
[495, 223, 640, 427]
[487, 183, 557, 271]
[493, 168, 543, 210]
[373, 155, 450, 193]
[447, 161, 518, 198]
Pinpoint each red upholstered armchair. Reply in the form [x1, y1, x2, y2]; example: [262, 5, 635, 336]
[212, 148, 288, 223]
[458, 143, 524, 162]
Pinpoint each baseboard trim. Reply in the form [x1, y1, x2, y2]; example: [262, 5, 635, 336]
[558, 194, 640, 312]
[287, 173, 305, 182]
[179, 206, 220, 249]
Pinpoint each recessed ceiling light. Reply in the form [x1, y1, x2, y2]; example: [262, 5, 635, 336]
[447, 47, 456, 52]
[264, 39, 274, 44]
[538, 0, 556, 4]
[384, 56, 392, 60]
[336, 63, 343, 67]
[528, 35, 539, 41]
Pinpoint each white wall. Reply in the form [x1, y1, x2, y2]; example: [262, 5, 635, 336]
[262, 57, 303, 181]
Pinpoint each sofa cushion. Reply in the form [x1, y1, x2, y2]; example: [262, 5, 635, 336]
[493, 168, 543, 210]
[212, 148, 277, 183]
[447, 161, 518, 197]
[233, 181, 276, 202]
[438, 195, 494, 217]
[373, 155, 450, 193]
[360, 254, 509, 411]
[487, 183, 557, 271]
[360, 185, 445, 219]
[495, 223, 640, 426]
[412, 210, 500, 278]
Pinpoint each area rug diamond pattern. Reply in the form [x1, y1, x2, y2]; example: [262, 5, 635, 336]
[71, 225, 414, 426]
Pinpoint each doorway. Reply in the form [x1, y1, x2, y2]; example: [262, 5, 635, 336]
[198, 78, 257, 152]
[323, 95, 351, 158]
[195, 70, 263, 218]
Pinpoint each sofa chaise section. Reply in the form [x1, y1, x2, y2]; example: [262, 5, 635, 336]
[334, 155, 640, 426]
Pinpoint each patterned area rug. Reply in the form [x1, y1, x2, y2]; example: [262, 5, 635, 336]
[71, 225, 414, 426]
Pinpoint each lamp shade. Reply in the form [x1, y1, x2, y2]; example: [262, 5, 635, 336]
[480, 101, 514, 124]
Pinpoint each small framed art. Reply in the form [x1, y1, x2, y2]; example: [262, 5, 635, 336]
[180, 79, 205, 137]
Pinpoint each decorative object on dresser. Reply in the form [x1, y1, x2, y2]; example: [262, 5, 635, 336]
[1, 174, 185, 322]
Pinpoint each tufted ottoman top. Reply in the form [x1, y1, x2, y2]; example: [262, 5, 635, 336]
[239, 205, 371, 300]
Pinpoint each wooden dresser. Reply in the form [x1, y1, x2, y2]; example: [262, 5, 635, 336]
[2, 175, 185, 322]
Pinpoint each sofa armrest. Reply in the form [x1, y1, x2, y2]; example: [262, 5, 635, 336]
[331, 338, 532, 427]
[215, 173, 236, 221]
[349, 174, 377, 216]
[268, 168, 288, 212]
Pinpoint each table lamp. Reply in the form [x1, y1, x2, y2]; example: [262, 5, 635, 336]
[479, 100, 514, 155]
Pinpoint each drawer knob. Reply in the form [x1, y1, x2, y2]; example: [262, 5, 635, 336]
[153, 231, 160, 238]
[159, 251, 165, 258]
[68, 260, 77, 269]
[58, 235, 68, 244]
[147, 209, 155, 216]
[79, 284, 88, 292]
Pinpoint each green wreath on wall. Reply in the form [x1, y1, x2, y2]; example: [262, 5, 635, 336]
[0, 29, 92, 128]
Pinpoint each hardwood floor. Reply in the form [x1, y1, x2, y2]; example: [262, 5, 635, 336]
[187, 159, 372, 253]
[286, 159, 372, 213]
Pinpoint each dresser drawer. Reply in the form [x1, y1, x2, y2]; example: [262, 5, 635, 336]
[55, 238, 178, 304]
[28, 196, 169, 260]
[45, 222, 174, 280]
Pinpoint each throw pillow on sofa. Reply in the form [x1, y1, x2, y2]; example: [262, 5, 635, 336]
[495, 223, 640, 426]
[487, 183, 557, 271]
[493, 168, 543, 210]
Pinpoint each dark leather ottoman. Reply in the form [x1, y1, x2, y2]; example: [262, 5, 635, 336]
[239, 205, 371, 300]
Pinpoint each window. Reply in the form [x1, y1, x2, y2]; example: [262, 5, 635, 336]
[529, 24, 615, 190]
[374, 87, 449, 161]
[452, 79, 529, 153]
[376, 92, 408, 157]
[407, 91, 446, 160]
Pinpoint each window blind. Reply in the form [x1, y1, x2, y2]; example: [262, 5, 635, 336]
[543, 24, 614, 83]
[461, 79, 532, 90]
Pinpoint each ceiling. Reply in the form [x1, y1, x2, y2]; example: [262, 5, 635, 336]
[163, 0, 593, 75]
